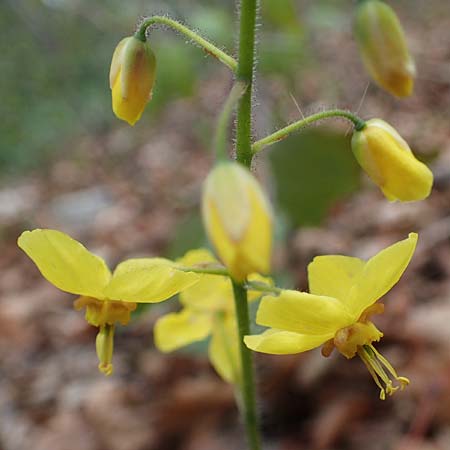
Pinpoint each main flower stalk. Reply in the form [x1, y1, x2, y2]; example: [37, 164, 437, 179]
[232, 1, 262, 449]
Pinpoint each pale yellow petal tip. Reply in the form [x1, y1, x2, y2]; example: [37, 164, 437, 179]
[17, 228, 43, 247]
[98, 363, 113, 376]
[243, 335, 260, 352]
[112, 101, 140, 126]
[408, 232, 418, 243]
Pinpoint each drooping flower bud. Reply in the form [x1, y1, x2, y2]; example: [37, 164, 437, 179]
[109, 35, 156, 125]
[354, 0, 415, 97]
[202, 161, 272, 281]
[351, 119, 433, 201]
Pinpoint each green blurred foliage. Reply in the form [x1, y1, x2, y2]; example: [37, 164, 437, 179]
[2, 0, 365, 234]
[167, 212, 207, 259]
[0, 0, 235, 173]
[270, 128, 360, 227]
[259, 0, 306, 82]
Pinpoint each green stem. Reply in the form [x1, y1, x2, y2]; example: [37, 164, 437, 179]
[232, 281, 261, 450]
[235, 0, 258, 167]
[179, 265, 229, 276]
[135, 16, 237, 72]
[245, 280, 282, 295]
[215, 82, 248, 161]
[252, 109, 366, 154]
[232, 2, 261, 449]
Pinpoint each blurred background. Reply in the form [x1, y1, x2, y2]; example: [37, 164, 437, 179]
[1, 0, 450, 449]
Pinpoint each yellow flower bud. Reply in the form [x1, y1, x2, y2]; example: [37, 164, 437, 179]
[354, 0, 415, 97]
[109, 36, 156, 125]
[351, 119, 433, 201]
[202, 162, 272, 281]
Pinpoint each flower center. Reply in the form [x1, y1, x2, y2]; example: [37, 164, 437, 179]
[321, 302, 409, 399]
[74, 297, 137, 376]
[74, 296, 137, 327]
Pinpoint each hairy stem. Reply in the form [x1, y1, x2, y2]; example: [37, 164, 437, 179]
[135, 16, 237, 72]
[232, 2, 261, 449]
[232, 281, 261, 450]
[252, 109, 366, 154]
[235, 0, 258, 167]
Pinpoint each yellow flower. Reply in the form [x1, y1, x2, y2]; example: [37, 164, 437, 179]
[352, 119, 433, 202]
[154, 248, 270, 384]
[354, 0, 415, 97]
[109, 35, 156, 125]
[245, 233, 417, 400]
[202, 162, 273, 282]
[18, 229, 199, 375]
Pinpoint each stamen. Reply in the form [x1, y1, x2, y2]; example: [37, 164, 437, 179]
[357, 348, 386, 399]
[369, 344, 410, 390]
[358, 344, 409, 400]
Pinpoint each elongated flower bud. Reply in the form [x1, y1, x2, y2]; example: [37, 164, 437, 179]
[202, 161, 272, 281]
[351, 119, 433, 201]
[109, 36, 156, 125]
[354, 0, 415, 97]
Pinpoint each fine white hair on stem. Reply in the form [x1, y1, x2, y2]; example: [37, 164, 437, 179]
[345, 81, 370, 137]
[289, 92, 305, 120]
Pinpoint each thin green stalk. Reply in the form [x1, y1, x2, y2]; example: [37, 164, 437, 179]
[215, 82, 248, 161]
[245, 280, 282, 295]
[235, 0, 258, 167]
[179, 265, 229, 276]
[252, 109, 366, 154]
[232, 281, 261, 450]
[135, 16, 237, 72]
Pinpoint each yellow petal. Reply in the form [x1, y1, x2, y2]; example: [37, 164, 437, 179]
[244, 329, 329, 355]
[308, 255, 365, 301]
[347, 233, 418, 317]
[209, 315, 241, 384]
[154, 309, 212, 352]
[256, 290, 354, 335]
[18, 229, 111, 299]
[105, 258, 200, 303]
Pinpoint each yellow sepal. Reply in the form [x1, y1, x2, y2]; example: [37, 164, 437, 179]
[244, 329, 330, 355]
[347, 232, 417, 318]
[105, 258, 200, 303]
[18, 229, 111, 299]
[256, 290, 354, 336]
